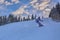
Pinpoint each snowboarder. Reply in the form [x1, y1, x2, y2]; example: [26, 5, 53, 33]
[35, 17, 43, 27]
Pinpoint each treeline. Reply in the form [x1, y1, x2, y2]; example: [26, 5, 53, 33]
[49, 3, 60, 21]
[0, 14, 36, 26]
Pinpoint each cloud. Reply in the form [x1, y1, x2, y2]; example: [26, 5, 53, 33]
[43, 8, 51, 18]
[30, 0, 51, 10]
[30, 0, 54, 18]
[12, 5, 30, 15]
[30, 0, 37, 4]
[0, 0, 20, 6]
[11, 0, 55, 18]
[5, 1, 13, 5]
[0, 0, 12, 5]
[39, 2, 49, 10]
[11, 0, 20, 4]
[0, 0, 30, 16]
[0, 0, 5, 4]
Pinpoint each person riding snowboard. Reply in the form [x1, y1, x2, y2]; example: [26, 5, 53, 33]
[35, 17, 43, 27]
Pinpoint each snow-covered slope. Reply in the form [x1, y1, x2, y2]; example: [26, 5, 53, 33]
[0, 19, 60, 40]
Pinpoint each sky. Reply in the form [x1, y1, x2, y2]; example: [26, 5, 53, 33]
[0, 0, 60, 17]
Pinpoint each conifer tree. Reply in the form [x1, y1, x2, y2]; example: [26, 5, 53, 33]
[8, 14, 14, 23]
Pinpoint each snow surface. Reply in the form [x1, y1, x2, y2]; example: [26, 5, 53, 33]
[0, 19, 60, 40]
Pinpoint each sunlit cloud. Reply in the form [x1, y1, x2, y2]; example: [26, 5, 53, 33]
[12, 5, 30, 15]
[0, 0, 20, 6]
[29, 0, 54, 18]
[0, 0, 5, 4]
[12, 0, 55, 18]
[5, 1, 13, 5]
[0, 0, 57, 18]
[43, 8, 51, 18]
[30, 0, 37, 4]
[11, 0, 20, 4]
